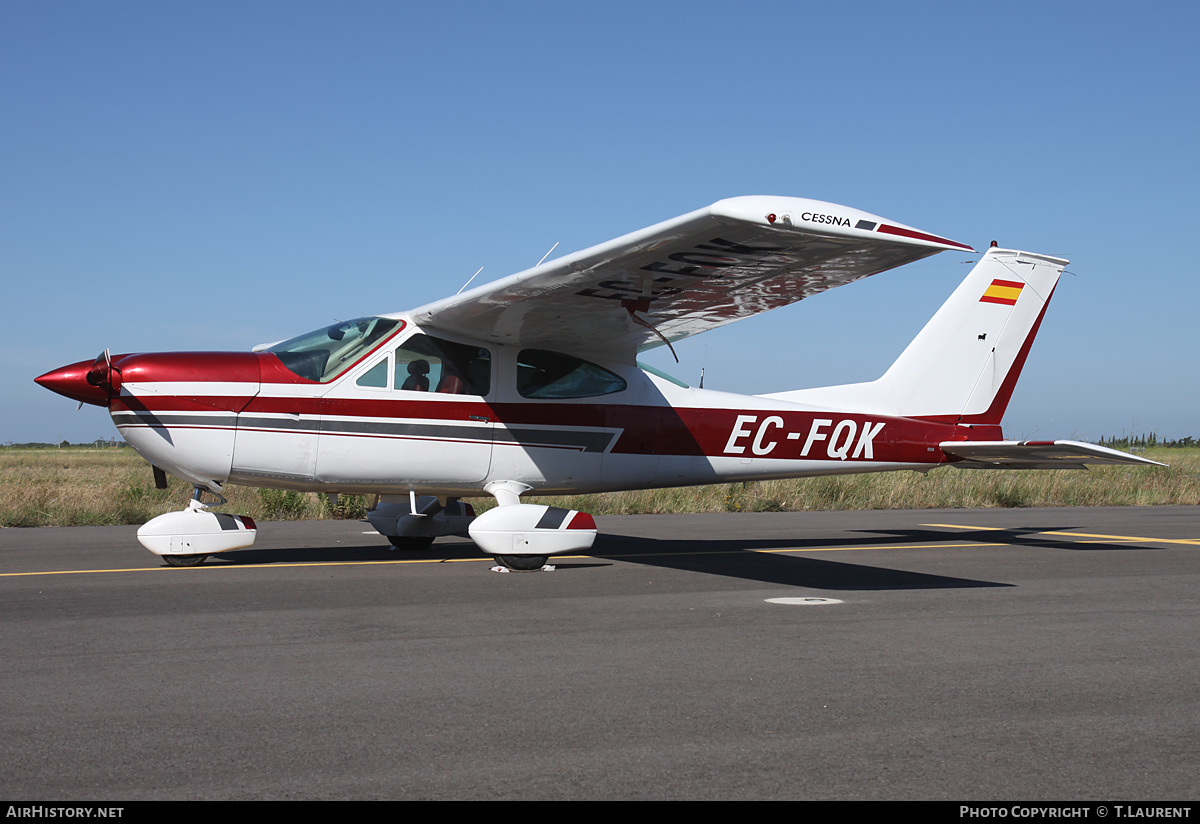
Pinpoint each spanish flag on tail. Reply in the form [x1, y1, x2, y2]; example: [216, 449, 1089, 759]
[979, 278, 1024, 306]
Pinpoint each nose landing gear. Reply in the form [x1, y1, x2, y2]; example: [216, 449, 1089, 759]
[136, 486, 257, 567]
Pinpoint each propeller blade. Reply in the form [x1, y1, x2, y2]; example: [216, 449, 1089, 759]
[85, 349, 109, 387]
[84, 349, 120, 401]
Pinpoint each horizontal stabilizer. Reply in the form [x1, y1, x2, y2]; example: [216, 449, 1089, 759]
[940, 440, 1167, 470]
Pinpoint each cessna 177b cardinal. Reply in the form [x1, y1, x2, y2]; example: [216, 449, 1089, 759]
[36, 196, 1162, 570]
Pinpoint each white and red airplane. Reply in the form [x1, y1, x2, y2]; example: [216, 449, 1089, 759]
[36, 196, 1161, 570]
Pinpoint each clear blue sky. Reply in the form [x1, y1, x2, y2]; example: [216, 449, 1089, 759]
[3, 1, 1196, 443]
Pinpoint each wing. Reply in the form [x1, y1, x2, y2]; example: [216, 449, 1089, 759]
[940, 440, 1167, 469]
[411, 196, 973, 359]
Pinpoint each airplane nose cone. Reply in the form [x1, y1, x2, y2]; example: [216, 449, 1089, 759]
[35, 359, 116, 407]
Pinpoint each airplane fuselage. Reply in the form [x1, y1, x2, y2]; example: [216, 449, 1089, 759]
[62, 318, 994, 499]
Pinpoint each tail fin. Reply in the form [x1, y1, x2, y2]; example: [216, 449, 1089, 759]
[764, 248, 1067, 424]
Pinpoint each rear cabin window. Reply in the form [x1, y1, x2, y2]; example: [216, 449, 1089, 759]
[517, 350, 627, 399]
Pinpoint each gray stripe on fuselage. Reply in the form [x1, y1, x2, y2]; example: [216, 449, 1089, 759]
[494, 427, 615, 453]
[114, 411, 616, 453]
[112, 411, 238, 429]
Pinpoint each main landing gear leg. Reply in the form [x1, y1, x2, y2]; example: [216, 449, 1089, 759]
[366, 494, 477, 551]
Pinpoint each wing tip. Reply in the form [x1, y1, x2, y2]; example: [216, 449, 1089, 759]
[710, 196, 972, 252]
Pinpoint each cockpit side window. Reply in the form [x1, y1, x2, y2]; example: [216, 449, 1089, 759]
[517, 350, 627, 399]
[355, 357, 391, 389]
[393, 334, 491, 396]
[268, 317, 404, 383]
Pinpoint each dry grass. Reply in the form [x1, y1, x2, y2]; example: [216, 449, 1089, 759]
[0, 448, 339, 527]
[2, 446, 1197, 528]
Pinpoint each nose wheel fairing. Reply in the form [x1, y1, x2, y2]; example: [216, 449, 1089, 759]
[470, 481, 598, 569]
[137, 499, 257, 562]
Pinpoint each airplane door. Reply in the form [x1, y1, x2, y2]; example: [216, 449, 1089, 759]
[315, 335, 495, 490]
[230, 387, 322, 489]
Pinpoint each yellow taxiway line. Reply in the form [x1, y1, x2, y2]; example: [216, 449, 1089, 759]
[923, 524, 1200, 546]
[0, 556, 497, 578]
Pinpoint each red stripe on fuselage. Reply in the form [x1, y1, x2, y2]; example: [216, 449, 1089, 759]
[116, 387, 971, 464]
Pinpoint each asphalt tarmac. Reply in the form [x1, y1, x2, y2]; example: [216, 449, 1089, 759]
[2, 506, 1198, 801]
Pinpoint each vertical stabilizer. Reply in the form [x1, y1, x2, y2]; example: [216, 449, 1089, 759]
[880, 248, 1066, 423]
[764, 248, 1067, 424]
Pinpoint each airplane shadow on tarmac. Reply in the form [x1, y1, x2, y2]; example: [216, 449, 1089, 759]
[202, 524, 1160, 592]
[204, 540, 479, 567]
[586, 524, 1161, 591]
[587, 531, 1007, 591]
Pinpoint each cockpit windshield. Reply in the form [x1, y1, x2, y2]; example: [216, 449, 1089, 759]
[267, 316, 404, 383]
